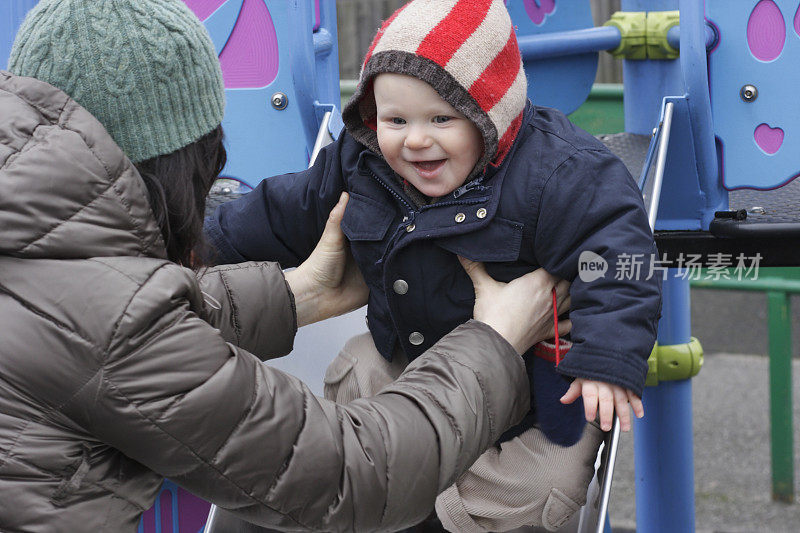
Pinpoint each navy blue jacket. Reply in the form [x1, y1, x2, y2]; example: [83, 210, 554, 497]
[206, 104, 662, 446]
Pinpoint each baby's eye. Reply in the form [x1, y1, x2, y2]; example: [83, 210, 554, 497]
[433, 115, 452, 124]
[391, 117, 406, 125]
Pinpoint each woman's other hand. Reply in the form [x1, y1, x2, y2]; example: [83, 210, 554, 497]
[285, 193, 369, 326]
[459, 258, 570, 355]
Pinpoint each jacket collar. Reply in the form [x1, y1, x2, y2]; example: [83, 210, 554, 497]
[352, 101, 533, 242]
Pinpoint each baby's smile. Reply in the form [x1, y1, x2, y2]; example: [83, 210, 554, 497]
[410, 159, 447, 178]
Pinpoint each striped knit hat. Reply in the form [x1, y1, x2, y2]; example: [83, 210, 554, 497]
[342, 0, 527, 177]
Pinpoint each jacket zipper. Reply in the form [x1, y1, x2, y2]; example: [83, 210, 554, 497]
[420, 196, 487, 211]
[368, 170, 416, 267]
[368, 170, 414, 215]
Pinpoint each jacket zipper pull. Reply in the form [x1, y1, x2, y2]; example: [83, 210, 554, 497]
[453, 178, 483, 199]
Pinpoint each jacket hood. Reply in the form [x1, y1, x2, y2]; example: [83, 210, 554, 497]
[0, 72, 166, 260]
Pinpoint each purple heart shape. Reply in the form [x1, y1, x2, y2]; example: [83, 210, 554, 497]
[754, 123, 784, 154]
[508, 0, 556, 26]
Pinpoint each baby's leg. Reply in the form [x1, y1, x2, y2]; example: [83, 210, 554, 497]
[435, 422, 604, 532]
[323, 332, 408, 403]
[323, 334, 604, 532]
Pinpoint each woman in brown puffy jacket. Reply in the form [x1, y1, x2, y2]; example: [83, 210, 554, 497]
[0, 1, 569, 531]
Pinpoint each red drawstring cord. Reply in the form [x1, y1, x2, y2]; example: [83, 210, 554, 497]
[552, 287, 561, 366]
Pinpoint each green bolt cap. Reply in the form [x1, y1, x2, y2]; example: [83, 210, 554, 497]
[605, 11, 647, 59]
[645, 337, 704, 386]
[647, 11, 680, 60]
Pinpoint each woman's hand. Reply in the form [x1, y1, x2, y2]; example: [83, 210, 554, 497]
[560, 379, 644, 432]
[459, 258, 571, 355]
[285, 193, 369, 326]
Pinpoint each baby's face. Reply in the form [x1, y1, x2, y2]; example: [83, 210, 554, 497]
[374, 73, 483, 198]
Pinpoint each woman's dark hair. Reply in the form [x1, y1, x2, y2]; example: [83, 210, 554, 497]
[136, 125, 226, 268]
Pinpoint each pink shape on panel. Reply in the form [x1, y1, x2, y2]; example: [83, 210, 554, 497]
[754, 123, 784, 154]
[140, 503, 157, 533]
[160, 491, 175, 533]
[522, 0, 556, 26]
[183, 0, 227, 21]
[795, 3, 800, 37]
[219, 0, 279, 88]
[177, 488, 212, 533]
[747, 0, 785, 61]
[314, 0, 321, 31]
[141, 486, 210, 533]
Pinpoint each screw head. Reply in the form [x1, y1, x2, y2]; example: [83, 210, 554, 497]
[271, 92, 288, 110]
[740, 84, 758, 102]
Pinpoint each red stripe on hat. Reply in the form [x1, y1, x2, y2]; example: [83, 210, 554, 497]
[494, 110, 524, 165]
[416, 0, 492, 66]
[469, 30, 521, 112]
[363, 3, 410, 68]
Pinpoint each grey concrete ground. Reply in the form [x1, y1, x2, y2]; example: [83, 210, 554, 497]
[691, 288, 800, 359]
[607, 352, 800, 532]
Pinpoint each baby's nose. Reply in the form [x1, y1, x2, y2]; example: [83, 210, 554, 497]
[404, 125, 433, 149]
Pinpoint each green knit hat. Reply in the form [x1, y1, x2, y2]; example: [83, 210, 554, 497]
[9, 0, 226, 163]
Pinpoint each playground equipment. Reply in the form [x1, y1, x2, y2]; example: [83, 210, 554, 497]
[4, 0, 800, 531]
[693, 270, 800, 503]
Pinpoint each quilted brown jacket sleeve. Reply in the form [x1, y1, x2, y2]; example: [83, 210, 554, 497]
[65, 261, 529, 532]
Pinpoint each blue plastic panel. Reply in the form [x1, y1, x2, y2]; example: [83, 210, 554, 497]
[188, 0, 340, 188]
[1, 0, 40, 69]
[505, 0, 598, 115]
[4, 0, 340, 189]
[653, 97, 707, 231]
[707, 0, 800, 190]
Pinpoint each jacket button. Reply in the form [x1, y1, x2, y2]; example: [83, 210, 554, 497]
[476, 208, 487, 219]
[455, 212, 466, 223]
[393, 279, 409, 295]
[406, 223, 416, 233]
[409, 332, 425, 345]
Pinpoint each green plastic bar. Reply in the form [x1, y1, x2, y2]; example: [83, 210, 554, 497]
[692, 278, 800, 294]
[587, 83, 624, 99]
[767, 291, 794, 502]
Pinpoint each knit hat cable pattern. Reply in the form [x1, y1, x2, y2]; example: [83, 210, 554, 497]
[342, 0, 528, 176]
[9, 0, 225, 163]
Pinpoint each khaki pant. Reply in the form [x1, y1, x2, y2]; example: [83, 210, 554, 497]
[324, 333, 604, 533]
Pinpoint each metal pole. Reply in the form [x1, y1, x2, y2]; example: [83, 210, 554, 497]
[634, 271, 696, 533]
[665, 24, 719, 51]
[517, 26, 622, 61]
[647, 101, 674, 229]
[767, 291, 794, 502]
[621, 0, 696, 530]
[595, 419, 621, 533]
